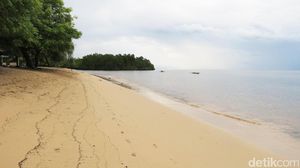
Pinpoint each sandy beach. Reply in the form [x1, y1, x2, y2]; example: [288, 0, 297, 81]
[0, 67, 274, 168]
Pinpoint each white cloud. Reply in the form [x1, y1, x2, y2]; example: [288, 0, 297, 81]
[64, 0, 300, 69]
[73, 35, 251, 69]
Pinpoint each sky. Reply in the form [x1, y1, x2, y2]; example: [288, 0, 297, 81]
[64, 0, 300, 70]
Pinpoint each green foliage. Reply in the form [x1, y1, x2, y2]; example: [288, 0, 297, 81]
[64, 54, 155, 70]
[0, 0, 39, 48]
[36, 0, 81, 64]
[0, 0, 81, 68]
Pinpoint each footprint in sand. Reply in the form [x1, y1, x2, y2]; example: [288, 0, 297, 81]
[169, 158, 177, 164]
[125, 139, 131, 144]
[121, 131, 125, 134]
[153, 144, 158, 148]
[131, 153, 136, 157]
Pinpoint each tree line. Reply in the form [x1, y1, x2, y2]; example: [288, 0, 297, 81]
[63, 54, 155, 70]
[0, 0, 81, 68]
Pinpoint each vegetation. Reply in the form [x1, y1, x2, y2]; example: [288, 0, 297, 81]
[0, 1, 155, 70]
[0, 0, 81, 68]
[63, 54, 155, 70]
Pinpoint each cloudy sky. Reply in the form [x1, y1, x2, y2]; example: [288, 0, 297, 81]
[64, 0, 300, 70]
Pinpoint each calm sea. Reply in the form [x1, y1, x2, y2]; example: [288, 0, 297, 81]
[84, 70, 300, 139]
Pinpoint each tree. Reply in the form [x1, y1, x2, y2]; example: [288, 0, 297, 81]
[68, 53, 155, 70]
[0, 0, 81, 68]
[0, 0, 40, 67]
[34, 0, 81, 67]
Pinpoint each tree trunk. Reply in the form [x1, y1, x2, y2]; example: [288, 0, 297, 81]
[45, 56, 50, 66]
[21, 48, 33, 68]
[16, 55, 19, 67]
[34, 50, 41, 68]
[0, 56, 2, 66]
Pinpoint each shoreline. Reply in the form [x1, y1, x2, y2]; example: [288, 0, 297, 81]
[92, 74, 260, 124]
[92, 75, 134, 90]
[0, 67, 295, 168]
[90, 73, 300, 159]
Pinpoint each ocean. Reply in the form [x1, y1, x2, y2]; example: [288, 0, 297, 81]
[83, 70, 300, 140]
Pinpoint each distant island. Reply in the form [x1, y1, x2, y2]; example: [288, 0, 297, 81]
[64, 53, 155, 70]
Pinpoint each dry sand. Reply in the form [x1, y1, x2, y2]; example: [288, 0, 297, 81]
[0, 67, 274, 168]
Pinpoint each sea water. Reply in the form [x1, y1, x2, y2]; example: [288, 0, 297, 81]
[84, 70, 300, 139]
